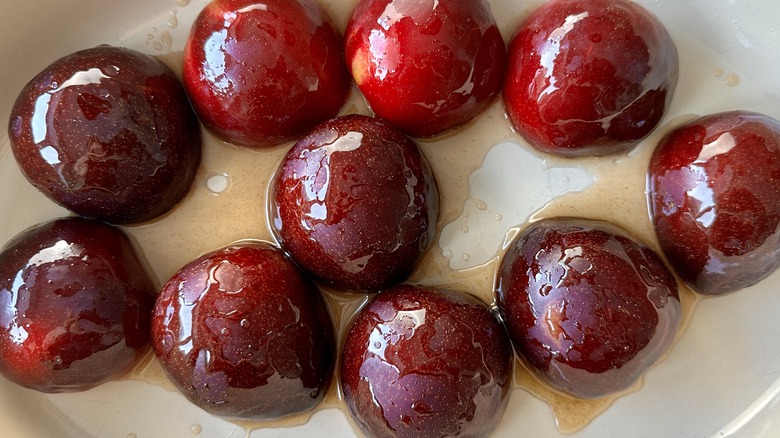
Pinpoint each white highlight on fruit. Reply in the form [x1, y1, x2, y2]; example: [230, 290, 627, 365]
[539, 12, 589, 98]
[324, 131, 363, 156]
[439, 142, 593, 270]
[696, 132, 737, 162]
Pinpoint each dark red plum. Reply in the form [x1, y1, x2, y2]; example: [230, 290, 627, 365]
[0, 217, 155, 393]
[496, 218, 680, 399]
[151, 242, 335, 420]
[272, 114, 439, 292]
[345, 0, 506, 137]
[503, 0, 678, 157]
[183, 0, 351, 148]
[341, 285, 513, 438]
[8, 45, 201, 224]
[649, 111, 780, 295]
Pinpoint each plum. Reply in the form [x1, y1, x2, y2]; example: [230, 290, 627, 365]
[341, 285, 513, 438]
[649, 111, 780, 295]
[271, 114, 439, 292]
[183, 0, 351, 148]
[151, 242, 335, 420]
[8, 45, 201, 224]
[496, 218, 680, 399]
[503, 0, 678, 157]
[0, 217, 155, 393]
[345, 0, 506, 137]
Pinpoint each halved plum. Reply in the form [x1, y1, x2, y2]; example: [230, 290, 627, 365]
[503, 0, 678, 157]
[151, 242, 335, 420]
[649, 111, 780, 295]
[345, 0, 506, 137]
[341, 285, 513, 437]
[183, 0, 351, 148]
[0, 217, 155, 393]
[8, 45, 201, 224]
[496, 218, 680, 398]
[272, 114, 439, 292]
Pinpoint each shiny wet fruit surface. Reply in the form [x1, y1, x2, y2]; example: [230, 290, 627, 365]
[649, 111, 780, 295]
[8, 45, 201, 224]
[345, 0, 506, 137]
[272, 114, 439, 292]
[496, 218, 680, 399]
[0, 217, 155, 393]
[183, 0, 351, 148]
[151, 242, 335, 420]
[341, 284, 513, 438]
[503, 0, 678, 157]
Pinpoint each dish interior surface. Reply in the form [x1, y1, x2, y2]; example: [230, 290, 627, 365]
[0, 0, 779, 437]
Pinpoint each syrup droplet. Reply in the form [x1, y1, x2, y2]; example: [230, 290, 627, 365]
[725, 73, 740, 86]
[161, 31, 173, 50]
[191, 424, 203, 435]
[176, 0, 190, 6]
[168, 11, 179, 29]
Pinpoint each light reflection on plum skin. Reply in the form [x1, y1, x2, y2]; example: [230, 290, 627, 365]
[183, 0, 351, 148]
[496, 218, 680, 399]
[0, 217, 155, 393]
[341, 285, 513, 438]
[503, 0, 678, 157]
[272, 114, 439, 292]
[649, 111, 780, 295]
[151, 242, 335, 421]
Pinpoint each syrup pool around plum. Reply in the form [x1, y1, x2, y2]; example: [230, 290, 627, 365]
[0, 1, 780, 437]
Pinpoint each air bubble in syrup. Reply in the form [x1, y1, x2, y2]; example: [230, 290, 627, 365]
[206, 172, 231, 195]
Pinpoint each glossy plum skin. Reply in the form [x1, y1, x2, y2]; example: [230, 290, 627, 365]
[649, 111, 780, 295]
[151, 243, 335, 420]
[183, 0, 351, 148]
[341, 285, 513, 438]
[496, 218, 680, 399]
[345, 0, 506, 137]
[8, 45, 201, 224]
[272, 114, 439, 292]
[503, 0, 678, 157]
[0, 217, 155, 393]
